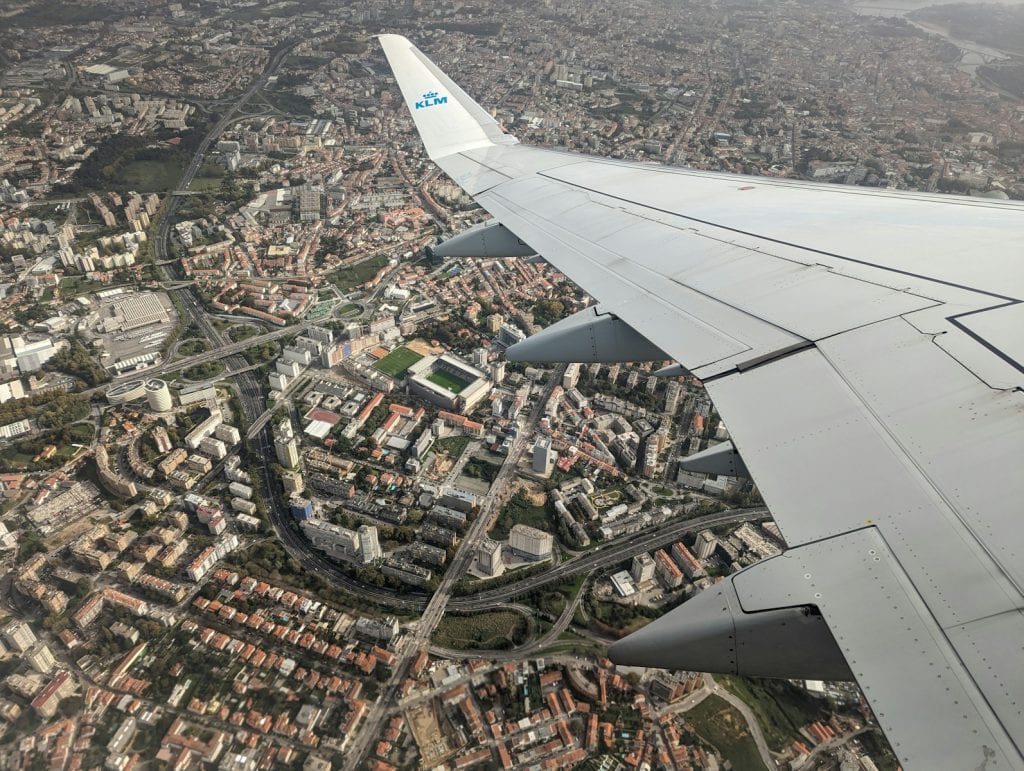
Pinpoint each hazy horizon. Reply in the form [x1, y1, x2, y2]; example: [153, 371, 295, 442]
[851, 0, 1024, 15]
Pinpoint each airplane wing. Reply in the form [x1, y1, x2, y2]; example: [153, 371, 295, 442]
[380, 35, 1024, 768]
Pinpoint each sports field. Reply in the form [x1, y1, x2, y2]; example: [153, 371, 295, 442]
[427, 369, 469, 394]
[373, 346, 423, 377]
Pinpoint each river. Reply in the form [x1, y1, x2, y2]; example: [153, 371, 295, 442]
[850, 0, 1023, 74]
[851, 0, 1024, 16]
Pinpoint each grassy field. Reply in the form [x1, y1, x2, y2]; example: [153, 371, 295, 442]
[687, 694, 768, 771]
[228, 325, 260, 343]
[59, 275, 107, 297]
[190, 163, 226, 192]
[432, 611, 529, 650]
[427, 369, 469, 394]
[117, 159, 189, 193]
[490, 495, 553, 541]
[177, 339, 208, 356]
[329, 253, 391, 292]
[718, 676, 830, 752]
[183, 361, 225, 381]
[435, 435, 471, 458]
[463, 458, 502, 484]
[373, 345, 423, 377]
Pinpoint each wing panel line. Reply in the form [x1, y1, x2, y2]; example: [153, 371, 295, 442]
[536, 169, 1021, 303]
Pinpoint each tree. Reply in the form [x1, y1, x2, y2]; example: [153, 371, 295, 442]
[18, 533, 46, 562]
[47, 341, 110, 386]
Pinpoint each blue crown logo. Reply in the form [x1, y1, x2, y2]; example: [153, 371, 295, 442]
[415, 90, 448, 110]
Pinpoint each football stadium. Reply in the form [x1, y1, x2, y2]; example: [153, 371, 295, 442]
[406, 353, 492, 413]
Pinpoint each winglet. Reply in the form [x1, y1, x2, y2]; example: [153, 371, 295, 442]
[378, 34, 517, 161]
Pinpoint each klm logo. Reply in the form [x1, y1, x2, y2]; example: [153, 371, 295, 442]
[415, 91, 448, 110]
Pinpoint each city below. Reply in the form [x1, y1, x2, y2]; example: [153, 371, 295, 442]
[0, 0, 1022, 769]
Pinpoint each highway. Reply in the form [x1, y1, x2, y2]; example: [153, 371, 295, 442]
[111, 321, 313, 384]
[453, 506, 769, 610]
[143, 39, 301, 438]
[153, 37, 299, 268]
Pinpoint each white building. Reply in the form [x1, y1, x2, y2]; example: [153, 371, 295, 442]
[354, 616, 399, 642]
[357, 525, 381, 563]
[214, 424, 241, 445]
[610, 570, 638, 599]
[509, 524, 553, 561]
[695, 530, 718, 559]
[631, 552, 656, 584]
[301, 520, 381, 565]
[2, 621, 36, 653]
[477, 538, 504, 577]
[25, 642, 57, 674]
[532, 437, 556, 475]
[0, 521, 16, 550]
[144, 379, 173, 412]
[490, 360, 506, 385]
[199, 437, 227, 460]
[274, 420, 299, 468]
[184, 406, 223, 450]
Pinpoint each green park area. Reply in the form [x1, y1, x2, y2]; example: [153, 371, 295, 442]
[489, 492, 552, 541]
[432, 611, 529, 651]
[434, 435, 471, 458]
[463, 457, 502, 485]
[426, 369, 469, 394]
[56, 132, 191, 194]
[176, 339, 208, 356]
[328, 253, 392, 292]
[228, 325, 260, 343]
[686, 694, 768, 771]
[718, 676, 830, 752]
[116, 159, 189, 193]
[372, 345, 423, 378]
[305, 300, 334, 322]
[183, 361, 225, 381]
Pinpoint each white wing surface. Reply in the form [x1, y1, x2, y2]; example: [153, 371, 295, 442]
[380, 34, 1024, 769]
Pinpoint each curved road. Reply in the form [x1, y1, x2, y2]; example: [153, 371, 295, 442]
[705, 674, 776, 769]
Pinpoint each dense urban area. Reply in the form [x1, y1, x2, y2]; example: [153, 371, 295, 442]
[0, 0, 1022, 768]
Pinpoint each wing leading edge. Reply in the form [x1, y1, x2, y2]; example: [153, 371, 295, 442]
[380, 35, 1024, 769]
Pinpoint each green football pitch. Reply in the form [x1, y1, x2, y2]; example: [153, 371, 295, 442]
[427, 369, 469, 394]
[373, 346, 423, 377]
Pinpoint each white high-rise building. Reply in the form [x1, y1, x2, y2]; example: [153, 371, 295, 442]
[2, 621, 36, 653]
[0, 521, 15, 549]
[275, 420, 300, 469]
[301, 520, 380, 566]
[631, 552, 656, 584]
[532, 437, 556, 475]
[358, 525, 381, 563]
[144, 379, 173, 412]
[664, 380, 682, 414]
[25, 642, 56, 674]
[490, 360, 506, 385]
[695, 530, 718, 560]
[562, 363, 580, 390]
[498, 323, 526, 347]
[477, 538, 504, 577]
